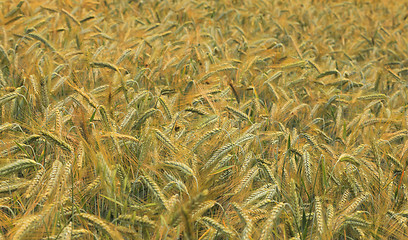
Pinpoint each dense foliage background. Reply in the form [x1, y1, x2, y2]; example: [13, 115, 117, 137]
[1, 0, 408, 239]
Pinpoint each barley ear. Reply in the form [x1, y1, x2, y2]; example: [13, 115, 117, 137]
[79, 213, 123, 240]
[315, 196, 324, 234]
[199, 217, 235, 238]
[142, 174, 168, 210]
[260, 202, 286, 240]
[0, 159, 40, 177]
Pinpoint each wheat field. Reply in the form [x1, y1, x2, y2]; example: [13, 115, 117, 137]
[0, 0, 408, 239]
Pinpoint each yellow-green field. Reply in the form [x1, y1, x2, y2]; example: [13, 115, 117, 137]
[1, 0, 408, 239]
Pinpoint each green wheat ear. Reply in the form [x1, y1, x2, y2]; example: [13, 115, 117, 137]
[40, 130, 73, 153]
[154, 128, 178, 153]
[142, 174, 168, 210]
[162, 161, 194, 176]
[199, 217, 235, 238]
[225, 106, 251, 122]
[0, 159, 40, 177]
[115, 214, 156, 228]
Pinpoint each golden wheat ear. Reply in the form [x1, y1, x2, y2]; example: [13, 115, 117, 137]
[79, 213, 124, 240]
[260, 202, 286, 240]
